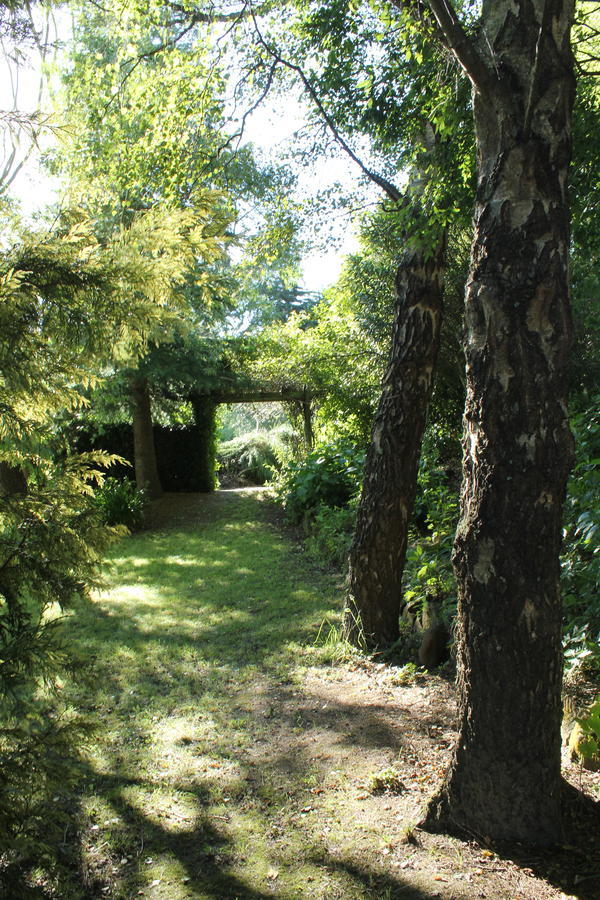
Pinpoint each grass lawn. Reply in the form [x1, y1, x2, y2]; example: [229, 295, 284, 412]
[33, 489, 598, 900]
[63, 489, 349, 899]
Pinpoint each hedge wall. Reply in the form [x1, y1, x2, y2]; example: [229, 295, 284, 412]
[75, 423, 213, 492]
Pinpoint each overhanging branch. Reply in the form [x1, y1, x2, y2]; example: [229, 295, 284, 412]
[250, 8, 402, 203]
[411, 0, 497, 99]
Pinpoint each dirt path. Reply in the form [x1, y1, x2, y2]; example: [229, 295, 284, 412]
[66, 490, 598, 900]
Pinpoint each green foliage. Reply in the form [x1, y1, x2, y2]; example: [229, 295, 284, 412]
[304, 500, 357, 568]
[276, 440, 364, 522]
[217, 428, 288, 485]
[574, 698, 600, 766]
[55, 0, 302, 335]
[252, 273, 385, 447]
[403, 441, 460, 617]
[387, 662, 420, 686]
[0, 186, 211, 878]
[561, 397, 600, 668]
[312, 617, 358, 664]
[94, 477, 147, 530]
[570, 24, 600, 397]
[192, 397, 219, 493]
[253, 206, 468, 452]
[0, 455, 118, 864]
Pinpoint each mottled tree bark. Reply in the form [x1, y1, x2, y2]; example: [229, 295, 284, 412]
[423, 0, 575, 844]
[130, 375, 163, 499]
[344, 234, 446, 649]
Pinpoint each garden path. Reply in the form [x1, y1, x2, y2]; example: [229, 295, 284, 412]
[65, 489, 599, 900]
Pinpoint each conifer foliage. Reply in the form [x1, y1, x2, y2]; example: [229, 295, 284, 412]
[0, 207, 226, 872]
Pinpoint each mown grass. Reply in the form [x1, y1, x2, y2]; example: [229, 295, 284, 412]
[55, 490, 371, 899]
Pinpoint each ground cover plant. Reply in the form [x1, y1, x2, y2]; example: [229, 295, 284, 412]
[94, 478, 148, 530]
[6, 489, 597, 899]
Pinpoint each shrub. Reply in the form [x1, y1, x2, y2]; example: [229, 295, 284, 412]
[217, 429, 285, 485]
[403, 447, 460, 622]
[304, 501, 358, 568]
[94, 477, 147, 530]
[561, 397, 600, 670]
[0, 454, 118, 875]
[276, 440, 364, 522]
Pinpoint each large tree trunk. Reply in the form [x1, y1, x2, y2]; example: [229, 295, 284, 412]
[130, 375, 163, 500]
[423, 0, 575, 844]
[191, 396, 218, 492]
[344, 233, 445, 649]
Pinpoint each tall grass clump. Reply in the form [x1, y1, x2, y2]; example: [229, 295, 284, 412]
[94, 477, 147, 530]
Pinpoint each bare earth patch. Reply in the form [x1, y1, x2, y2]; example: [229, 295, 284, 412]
[234, 662, 599, 900]
[59, 490, 600, 900]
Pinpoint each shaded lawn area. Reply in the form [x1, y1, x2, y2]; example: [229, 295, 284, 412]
[65, 489, 347, 898]
[43, 489, 599, 900]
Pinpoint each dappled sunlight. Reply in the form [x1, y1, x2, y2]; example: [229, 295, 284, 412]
[64, 491, 429, 898]
[98, 583, 163, 608]
[120, 784, 202, 835]
[162, 555, 201, 566]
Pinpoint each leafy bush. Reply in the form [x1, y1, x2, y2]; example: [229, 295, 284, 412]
[304, 501, 358, 568]
[217, 429, 288, 485]
[0, 454, 118, 870]
[94, 477, 147, 530]
[561, 397, 600, 670]
[276, 440, 364, 522]
[403, 448, 460, 620]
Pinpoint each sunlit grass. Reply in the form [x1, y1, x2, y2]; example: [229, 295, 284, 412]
[61, 490, 357, 898]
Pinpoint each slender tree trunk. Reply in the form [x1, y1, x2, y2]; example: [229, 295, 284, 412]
[191, 396, 218, 492]
[130, 375, 163, 500]
[423, 0, 575, 844]
[344, 232, 446, 649]
[302, 388, 314, 450]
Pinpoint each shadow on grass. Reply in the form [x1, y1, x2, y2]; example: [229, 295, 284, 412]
[12, 490, 597, 900]
[48, 490, 433, 898]
[65, 764, 456, 900]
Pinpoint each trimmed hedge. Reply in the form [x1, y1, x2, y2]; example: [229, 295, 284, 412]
[74, 423, 213, 492]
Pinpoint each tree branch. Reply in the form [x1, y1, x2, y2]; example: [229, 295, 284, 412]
[214, 60, 279, 159]
[249, 10, 402, 202]
[421, 0, 497, 98]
